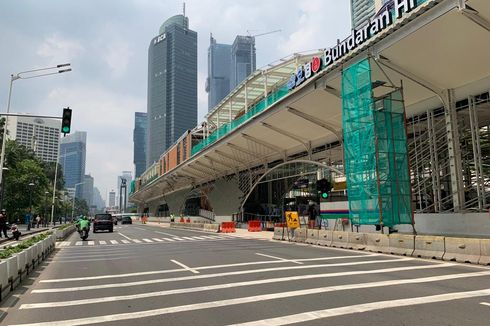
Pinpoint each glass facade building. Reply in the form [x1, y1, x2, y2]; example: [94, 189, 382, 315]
[133, 112, 147, 177]
[147, 14, 197, 167]
[206, 35, 232, 111]
[351, 0, 376, 28]
[230, 35, 256, 89]
[60, 131, 86, 197]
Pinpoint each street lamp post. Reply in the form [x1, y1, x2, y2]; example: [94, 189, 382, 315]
[0, 64, 72, 195]
[44, 191, 49, 227]
[27, 182, 35, 231]
[71, 182, 84, 220]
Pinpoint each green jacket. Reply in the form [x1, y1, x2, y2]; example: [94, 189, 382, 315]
[78, 219, 90, 230]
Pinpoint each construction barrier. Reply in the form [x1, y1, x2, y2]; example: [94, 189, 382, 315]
[273, 227, 285, 241]
[220, 222, 236, 233]
[365, 233, 390, 253]
[479, 239, 490, 265]
[293, 228, 307, 242]
[203, 224, 220, 233]
[247, 220, 262, 232]
[331, 231, 349, 248]
[443, 237, 481, 264]
[347, 232, 367, 250]
[388, 234, 415, 256]
[317, 230, 333, 246]
[305, 229, 319, 245]
[413, 235, 445, 259]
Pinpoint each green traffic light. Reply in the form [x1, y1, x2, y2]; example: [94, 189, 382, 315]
[322, 192, 328, 199]
[62, 126, 70, 133]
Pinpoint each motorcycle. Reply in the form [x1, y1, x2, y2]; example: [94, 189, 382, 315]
[78, 226, 89, 241]
[10, 223, 21, 241]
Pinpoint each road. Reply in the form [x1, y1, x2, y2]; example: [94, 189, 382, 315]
[1, 223, 490, 325]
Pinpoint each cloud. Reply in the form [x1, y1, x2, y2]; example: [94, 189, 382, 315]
[37, 33, 85, 63]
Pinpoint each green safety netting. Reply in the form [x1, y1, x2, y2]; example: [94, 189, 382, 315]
[191, 85, 290, 156]
[342, 59, 412, 227]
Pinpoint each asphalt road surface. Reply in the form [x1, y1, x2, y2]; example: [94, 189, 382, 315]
[1, 224, 490, 325]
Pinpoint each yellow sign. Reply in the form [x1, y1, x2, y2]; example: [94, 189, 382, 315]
[285, 211, 300, 229]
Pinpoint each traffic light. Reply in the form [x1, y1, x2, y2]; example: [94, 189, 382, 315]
[316, 178, 331, 199]
[61, 107, 72, 135]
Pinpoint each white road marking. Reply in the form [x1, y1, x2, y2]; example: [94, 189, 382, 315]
[98, 240, 107, 245]
[232, 289, 490, 326]
[152, 238, 163, 242]
[121, 240, 130, 244]
[16, 287, 490, 326]
[182, 237, 195, 240]
[75, 241, 83, 246]
[155, 231, 177, 237]
[58, 241, 71, 247]
[118, 233, 132, 241]
[162, 238, 175, 242]
[256, 253, 303, 265]
[142, 239, 153, 243]
[135, 227, 147, 231]
[33, 257, 414, 293]
[191, 236, 206, 240]
[170, 259, 199, 274]
[39, 254, 383, 283]
[110, 240, 119, 245]
[22, 267, 486, 310]
[87, 241, 95, 246]
[480, 302, 490, 307]
[132, 239, 142, 243]
[172, 237, 184, 241]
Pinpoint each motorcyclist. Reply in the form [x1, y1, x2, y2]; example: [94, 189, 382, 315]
[77, 215, 90, 240]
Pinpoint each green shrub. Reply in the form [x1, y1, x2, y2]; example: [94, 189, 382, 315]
[0, 232, 52, 260]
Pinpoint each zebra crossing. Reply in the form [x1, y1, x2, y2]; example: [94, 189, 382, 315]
[57, 234, 230, 247]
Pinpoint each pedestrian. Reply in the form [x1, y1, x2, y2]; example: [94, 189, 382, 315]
[25, 210, 32, 231]
[0, 209, 8, 238]
[36, 214, 41, 228]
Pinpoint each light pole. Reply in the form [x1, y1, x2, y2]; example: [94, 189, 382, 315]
[44, 191, 49, 227]
[71, 182, 84, 220]
[27, 182, 35, 230]
[0, 64, 71, 195]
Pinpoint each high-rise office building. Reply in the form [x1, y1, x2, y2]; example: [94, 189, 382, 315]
[93, 187, 105, 210]
[230, 35, 256, 89]
[5, 116, 61, 163]
[81, 174, 94, 207]
[60, 131, 86, 197]
[147, 14, 197, 167]
[351, 0, 376, 28]
[133, 112, 147, 177]
[108, 190, 116, 208]
[206, 35, 232, 111]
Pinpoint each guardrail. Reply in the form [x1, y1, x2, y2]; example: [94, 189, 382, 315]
[0, 232, 56, 301]
[273, 227, 490, 266]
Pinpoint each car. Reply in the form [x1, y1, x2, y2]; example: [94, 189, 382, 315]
[121, 216, 132, 224]
[93, 213, 114, 233]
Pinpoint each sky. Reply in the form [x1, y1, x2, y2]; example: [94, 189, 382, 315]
[0, 0, 351, 202]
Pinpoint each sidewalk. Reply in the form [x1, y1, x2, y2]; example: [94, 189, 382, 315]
[144, 221, 274, 240]
[0, 224, 58, 247]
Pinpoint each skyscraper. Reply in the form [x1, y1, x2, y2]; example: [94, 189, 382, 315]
[230, 35, 256, 89]
[92, 187, 105, 210]
[108, 190, 116, 208]
[351, 0, 376, 28]
[81, 174, 94, 207]
[133, 112, 147, 177]
[147, 14, 197, 167]
[60, 131, 86, 197]
[206, 35, 232, 111]
[5, 116, 61, 163]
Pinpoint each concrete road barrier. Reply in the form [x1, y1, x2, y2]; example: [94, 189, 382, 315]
[273, 227, 285, 241]
[331, 231, 349, 248]
[389, 234, 415, 256]
[6, 255, 17, 285]
[347, 232, 367, 250]
[305, 229, 319, 245]
[443, 237, 481, 264]
[317, 230, 333, 246]
[479, 239, 490, 265]
[293, 228, 307, 242]
[16, 251, 26, 276]
[365, 233, 390, 253]
[203, 224, 220, 233]
[0, 260, 8, 297]
[413, 235, 445, 259]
